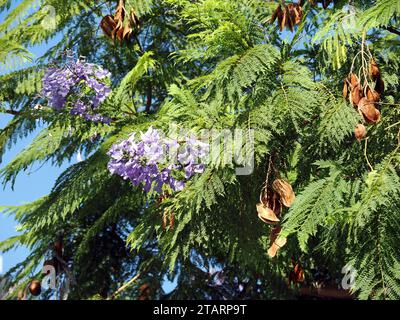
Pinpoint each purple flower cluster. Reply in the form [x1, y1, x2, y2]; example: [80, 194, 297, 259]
[107, 127, 209, 193]
[42, 58, 112, 124]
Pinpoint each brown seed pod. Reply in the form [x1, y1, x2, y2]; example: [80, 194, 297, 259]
[354, 124, 366, 141]
[130, 10, 140, 29]
[114, 0, 126, 29]
[267, 236, 287, 258]
[286, 4, 295, 32]
[257, 203, 280, 225]
[280, 7, 287, 31]
[366, 85, 381, 103]
[351, 83, 362, 107]
[270, 5, 282, 24]
[358, 98, 381, 124]
[293, 4, 303, 24]
[375, 77, 385, 94]
[100, 15, 117, 39]
[28, 280, 42, 297]
[369, 59, 380, 79]
[343, 80, 349, 99]
[271, 179, 296, 208]
[269, 226, 282, 244]
[350, 73, 360, 88]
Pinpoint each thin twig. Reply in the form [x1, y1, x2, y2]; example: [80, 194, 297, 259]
[107, 273, 141, 300]
[364, 137, 374, 171]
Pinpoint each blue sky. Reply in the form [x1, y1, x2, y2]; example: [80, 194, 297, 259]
[0, 114, 71, 274]
[0, 2, 66, 275]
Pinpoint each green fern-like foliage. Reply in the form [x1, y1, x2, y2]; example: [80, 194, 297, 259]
[0, 0, 400, 300]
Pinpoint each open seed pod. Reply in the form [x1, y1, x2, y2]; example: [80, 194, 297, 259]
[350, 73, 359, 88]
[293, 4, 303, 24]
[369, 59, 380, 79]
[100, 0, 140, 44]
[100, 15, 117, 39]
[366, 85, 381, 103]
[285, 5, 295, 32]
[270, 4, 282, 24]
[358, 98, 381, 124]
[272, 179, 295, 208]
[279, 6, 287, 31]
[268, 226, 287, 258]
[257, 203, 280, 225]
[268, 235, 287, 258]
[347, 73, 362, 107]
[262, 188, 283, 218]
[354, 124, 366, 141]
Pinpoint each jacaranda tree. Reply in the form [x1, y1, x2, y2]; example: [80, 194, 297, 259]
[0, 0, 399, 300]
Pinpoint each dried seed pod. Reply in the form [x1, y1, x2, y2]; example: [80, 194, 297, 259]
[114, 0, 126, 29]
[375, 77, 385, 94]
[28, 280, 42, 297]
[100, 15, 117, 39]
[366, 85, 381, 103]
[257, 203, 280, 225]
[270, 5, 282, 24]
[358, 98, 381, 124]
[286, 4, 296, 32]
[350, 73, 360, 88]
[280, 7, 287, 31]
[272, 179, 295, 208]
[276, 5, 284, 29]
[342, 80, 349, 99]
[268, 236, 287, 258]
[351, 83, 362, 107]
[269, 226, 282, 244]
[369, 59, 380, 79]
[354, 124, 366, 141]
[293, 264, 305, 283]
[130, 10, 140, 28]
[293, 4, 303, 24]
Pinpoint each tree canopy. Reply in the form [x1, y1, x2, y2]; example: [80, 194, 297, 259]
[0, 0, 399, 300]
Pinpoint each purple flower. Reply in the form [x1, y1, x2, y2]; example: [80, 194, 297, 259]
[42, 58, 112, 124]
[107, 127, 209, 194]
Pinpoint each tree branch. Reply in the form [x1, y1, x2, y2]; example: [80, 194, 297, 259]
[2, 109, 21, 116]
[383, 26, 400, 36]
